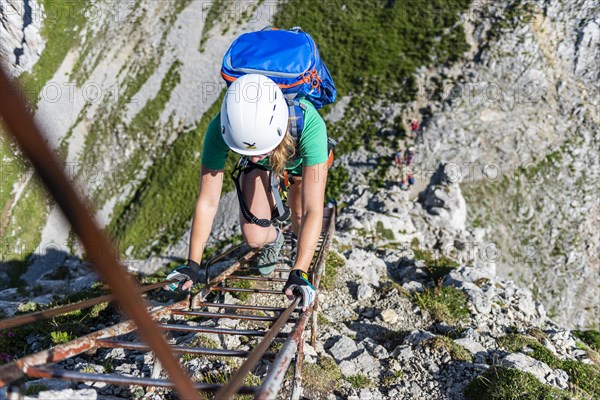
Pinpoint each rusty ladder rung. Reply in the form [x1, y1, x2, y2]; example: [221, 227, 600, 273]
[190, 303, 296, 312]
[26, 366, 258, 394]
[171, 310, 298, 323]
[158, 324, 289, 338]
[210, 287, 283, 295]
[236, 267, 292, 273]
[224, 275, 288, 283]
[95, 339, 277, 360]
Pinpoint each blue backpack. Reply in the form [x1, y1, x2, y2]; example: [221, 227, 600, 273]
[221, 27, 337, 139]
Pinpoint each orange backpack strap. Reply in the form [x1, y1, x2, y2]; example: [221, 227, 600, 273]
[327, 149, 334, 168]
[283, 170, 290, 187]
[326, 137, 336, 168]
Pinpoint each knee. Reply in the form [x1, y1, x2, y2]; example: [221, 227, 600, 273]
[241, 224, 270, 248]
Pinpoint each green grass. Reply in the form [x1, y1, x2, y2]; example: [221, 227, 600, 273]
[412, 247, 461, 283]
[106, 60, 195, 257]
[18, 0, 90, 103]
[485, 1, 540, 44]
[465, 366, 579, 400]
[191, 336, 219, 349]
[227, 279, 252, 302]
[324, 164, 349, 201]
[0, 136, 27, 219]
[181, 337, 220, 362]
[346, 373, 372, 388]
[572, 330, 600, 352]
[0, 284, 111, 365]
[382, 370, 404, 387]
[497, 334, 559, 368]
[199, 0, 228, 52]
[80, 18, 192, 208]
[368, 154, 393, 193]
[4, 175, 49, 264]
[424, 335, 473, 362]
[101, 59, 182, 209]
[497, 334, 600, 397]
[24, 384, 47, 396]
[1, 1, 90, 266]
[302, 356, 342, 395]
[194, 368, 260, 400]
[274, 0, 471, 195]
[413, 286, 469, 325]
[274, 0, 470, 99]
[50, 330, 73, 345]
[80, 55, 160, 202]
[317, 312, 331, 327]
[321, 251, 344, 290]
[375, 221, 395, 241]
[561, 360, 600, 398]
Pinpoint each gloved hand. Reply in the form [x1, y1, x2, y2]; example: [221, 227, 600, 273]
[283, 269, 316, 312]
[164, 259, 202, 291]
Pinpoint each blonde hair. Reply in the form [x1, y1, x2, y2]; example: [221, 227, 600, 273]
[269, 131, 296, 177]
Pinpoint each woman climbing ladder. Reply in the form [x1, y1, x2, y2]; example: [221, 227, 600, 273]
[164, 28, 336, 312]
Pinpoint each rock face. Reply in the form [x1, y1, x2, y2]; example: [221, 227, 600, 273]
[418, 164, 467, 232]
[0, 0, 45, 77]
[410, 0, 599, 328]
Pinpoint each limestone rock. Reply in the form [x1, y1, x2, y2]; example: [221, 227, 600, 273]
[381, 309, 399, 324]
[500, 353, 553, 384]
[0, 0, 46, 77]
[356, 282, 374, 300]
[328, 336, 360, 363]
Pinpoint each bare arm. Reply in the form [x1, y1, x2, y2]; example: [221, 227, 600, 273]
[180, 166, 223, 290]
[293, 162, 328, 272]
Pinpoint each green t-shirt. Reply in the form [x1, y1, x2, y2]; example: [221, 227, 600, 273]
[201, 99, 328, 175]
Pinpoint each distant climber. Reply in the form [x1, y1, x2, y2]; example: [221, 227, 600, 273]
[395, 145, 416, 191]
[394, 150, 404, 166]
[410, 119, 420, 131]
[405, 146, 415, 166]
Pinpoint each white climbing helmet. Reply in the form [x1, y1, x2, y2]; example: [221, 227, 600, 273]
[220, 74, 289, 156]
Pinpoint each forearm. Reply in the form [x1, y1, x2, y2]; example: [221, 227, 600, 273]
[293, 208, 324, 272]
[187, 200, 219, 264]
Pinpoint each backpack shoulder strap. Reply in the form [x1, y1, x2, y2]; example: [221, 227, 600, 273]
[286, 97, 307, 154]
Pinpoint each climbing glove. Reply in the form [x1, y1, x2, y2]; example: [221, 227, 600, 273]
[165, 259, 202, 291]
[283, 269, 316, 312]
